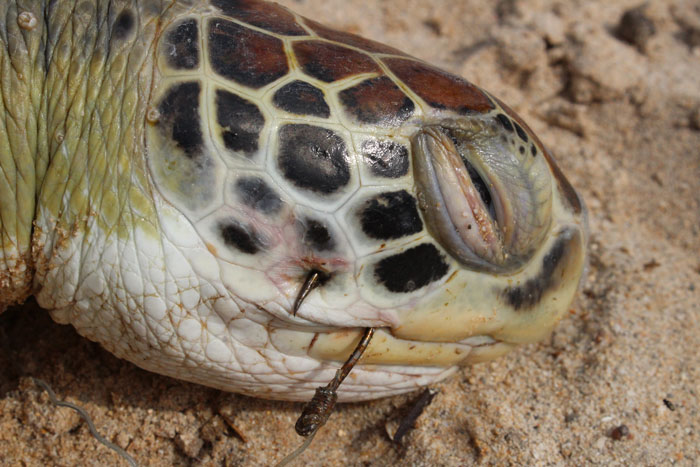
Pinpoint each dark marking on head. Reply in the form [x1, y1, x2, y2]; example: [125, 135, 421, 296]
[277, 124, 350, 194]
[114, 10, 135, 40]
[208, 19, 288, 88]
[513, 121, 529, 143]
[219, 221, 264, 254]
[360, 190, 423, 240]
[519, 145, 525, 155]
[163, 19, 200, 70]
[303, 18, 408, 55]
[235, 177, 282, 214]
[301, 218, 335, 252]
[531, 144, 537, 157]
[496, 113, 514, 132]
[211, 0, 307, 35]
[503, 234, 570, 310]
[339, 76, 415, 127]
[293, 40, 381, 83]
[157, 81, 203, 158]
[383, 58, 494, 114]
[273, 80, 331, 118]
[374, 243, 449, 293]
[361, 139, 409, 178]
[215, 89, 265, 156]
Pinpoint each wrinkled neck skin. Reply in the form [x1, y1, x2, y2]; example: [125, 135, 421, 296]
[0, 1, 45, 310]
[0, 0, 181, 310]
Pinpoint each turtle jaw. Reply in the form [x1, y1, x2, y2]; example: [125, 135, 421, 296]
[269, 220, 587, 370]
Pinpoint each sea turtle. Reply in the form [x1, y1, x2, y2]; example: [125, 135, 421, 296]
[0, 0, 587, 402]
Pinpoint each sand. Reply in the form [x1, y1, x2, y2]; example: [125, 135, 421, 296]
[1, 0, 699, 465]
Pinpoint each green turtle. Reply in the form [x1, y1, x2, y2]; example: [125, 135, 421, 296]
[0, 0, 587, 402]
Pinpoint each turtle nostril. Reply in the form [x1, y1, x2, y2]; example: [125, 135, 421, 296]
[461, 156, 494, 218]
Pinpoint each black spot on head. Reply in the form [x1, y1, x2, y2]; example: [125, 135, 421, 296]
[513, 121, 529, 143]
[219, 221, 264, 254]
[361, 139, 409, 178]
[157, 81, 203, 158]
[360, 190, 423, 240]
[277, 124, 350, 194]
[114, 10, 135, 40]
[273, 81, 331, 118]
[235, 177, 282, 214]
[496, 113, 514, 132]
[519, 145, 525, 155]
[503, 234, 570, 310]
[374, 243, 449, 293]
[301, 218, 335, 252]
[163, 19, 199, 70]
[531, 144, 537, 157]
[215, 89, 265, 156]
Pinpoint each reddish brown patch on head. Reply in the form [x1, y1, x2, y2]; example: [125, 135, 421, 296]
[303, 18, 408, 55]
[211, 0, 307, 36]
[384, 58, 494, 115]
[293, 40, 381, 83]
[208, 19, 289, 88]
[495, 96, 583, 214]
[339, 76, 415, 127]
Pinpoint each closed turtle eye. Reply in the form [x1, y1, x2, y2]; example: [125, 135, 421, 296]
[412, 117, 553, 273]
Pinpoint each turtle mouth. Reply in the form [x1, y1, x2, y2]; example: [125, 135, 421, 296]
[412, 118, 553, 274]
[270, 327, 512, 367]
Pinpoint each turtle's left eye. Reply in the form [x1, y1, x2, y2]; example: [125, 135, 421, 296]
[412, 117, 553, 273]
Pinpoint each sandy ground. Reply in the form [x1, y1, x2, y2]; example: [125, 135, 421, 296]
[1, 0, 699, 465]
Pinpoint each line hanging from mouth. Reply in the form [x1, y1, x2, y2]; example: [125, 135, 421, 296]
[277, 327, 376, 466]
[292, 269, 330, 316]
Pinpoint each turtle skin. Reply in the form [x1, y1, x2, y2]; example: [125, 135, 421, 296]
[0, 0, 587, 401]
